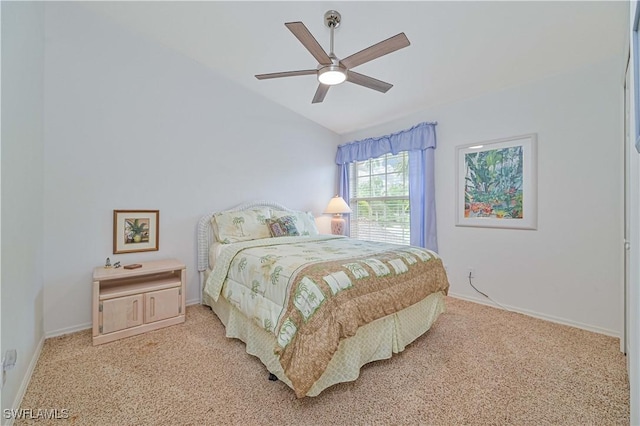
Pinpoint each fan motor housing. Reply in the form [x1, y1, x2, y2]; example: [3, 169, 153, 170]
[324, 10, 341, 28]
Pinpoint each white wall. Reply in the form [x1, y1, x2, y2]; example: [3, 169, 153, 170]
[342, 57, 623, 337]
[1, 1, 45, 417]
[42, 3, 338, 335]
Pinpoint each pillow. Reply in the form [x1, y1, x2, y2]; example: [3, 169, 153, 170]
[208, 242, 223, 269]
[270, 209, 319, 236]
[267, 216, 299, 237]
[213, 208, 271, 244]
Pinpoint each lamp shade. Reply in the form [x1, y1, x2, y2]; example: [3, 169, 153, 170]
[324, 196, 352, 214]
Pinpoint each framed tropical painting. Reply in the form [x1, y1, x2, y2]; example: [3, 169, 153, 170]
[113, 210, 159, 254]
[456, 134, 537, 229]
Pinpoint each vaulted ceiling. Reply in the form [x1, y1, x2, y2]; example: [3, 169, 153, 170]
[84, 1, 628, 134]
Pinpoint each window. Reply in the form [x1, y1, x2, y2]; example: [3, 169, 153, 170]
[349, 152, 410, 245]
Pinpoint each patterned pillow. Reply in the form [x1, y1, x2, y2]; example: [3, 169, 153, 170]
[267, 216, 299, 237]
[270, 210, 319, 236]
[213, 208, 271, 244]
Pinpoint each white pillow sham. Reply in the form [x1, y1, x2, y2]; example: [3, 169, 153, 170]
[212, 207, 272, 244]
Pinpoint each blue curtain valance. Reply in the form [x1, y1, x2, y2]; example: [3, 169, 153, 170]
[335, 122, 437, 165]
[336, 121, 438, 251]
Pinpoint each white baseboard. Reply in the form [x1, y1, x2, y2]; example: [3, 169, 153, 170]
[448, 292, 620, 338]
[44, 322, 92, 339]
[45, 302, 201, 339]
[3, 336, 45, 426]
[42, 295, 618, 339]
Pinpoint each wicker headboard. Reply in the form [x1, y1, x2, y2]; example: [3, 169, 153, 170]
[196, 200, 296, 273]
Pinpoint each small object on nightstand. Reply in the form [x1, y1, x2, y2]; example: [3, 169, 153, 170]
[113, 261, 121, 268]
[123, 263, 142, 270]
[104, 257, 112, 268]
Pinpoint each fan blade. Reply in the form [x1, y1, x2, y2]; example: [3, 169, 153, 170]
[340, 33, 410, 70]
[255, 70, 317, 80]
[285, 22, 332, 66]
[312, 84, 330, 103]
[346, 71, 393, 93]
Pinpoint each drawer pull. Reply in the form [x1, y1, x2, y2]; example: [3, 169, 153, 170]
[133, 300, 138, 321]
[150, 296, 155, 317]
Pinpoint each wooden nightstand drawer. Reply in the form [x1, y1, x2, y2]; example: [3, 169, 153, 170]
[144, 287, 181, 323]
[101, 294, 144, 334]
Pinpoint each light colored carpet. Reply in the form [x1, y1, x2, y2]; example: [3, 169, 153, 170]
[16, 297, 629, 425]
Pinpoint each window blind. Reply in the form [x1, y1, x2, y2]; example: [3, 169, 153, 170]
[349, 152, 410, 245]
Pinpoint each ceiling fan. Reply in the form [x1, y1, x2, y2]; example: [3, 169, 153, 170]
[255, 10, 410, 104]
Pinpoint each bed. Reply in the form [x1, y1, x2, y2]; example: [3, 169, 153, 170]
[197, 201, 449, 397]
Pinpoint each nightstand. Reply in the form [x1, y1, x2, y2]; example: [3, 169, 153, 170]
[92, 258, 186, 345]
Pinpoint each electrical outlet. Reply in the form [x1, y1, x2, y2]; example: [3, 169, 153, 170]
[466, 268, 475, 279]
[2, 349, 17, 386]
[4, 349, 17, 369]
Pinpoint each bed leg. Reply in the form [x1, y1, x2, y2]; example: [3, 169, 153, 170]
[268, 373, 278, 382]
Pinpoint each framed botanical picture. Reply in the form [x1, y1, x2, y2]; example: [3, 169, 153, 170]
[456, 134, 537, 229]
[113, 210, 159, 254]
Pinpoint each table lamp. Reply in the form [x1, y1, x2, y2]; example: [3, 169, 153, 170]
[324, 195, 352, 235]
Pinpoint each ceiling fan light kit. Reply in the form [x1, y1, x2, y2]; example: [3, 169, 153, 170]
[318, 65, 347, 85]
[255, 10, 410, 103]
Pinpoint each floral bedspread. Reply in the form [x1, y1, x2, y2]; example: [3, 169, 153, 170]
[203, 235, 449, 396]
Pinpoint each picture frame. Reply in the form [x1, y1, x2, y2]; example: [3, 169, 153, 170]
[113, 210, 159, 254]
[456, 134, 537, 229]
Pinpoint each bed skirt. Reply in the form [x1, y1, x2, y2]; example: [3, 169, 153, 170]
[203, 289, 446, 397]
